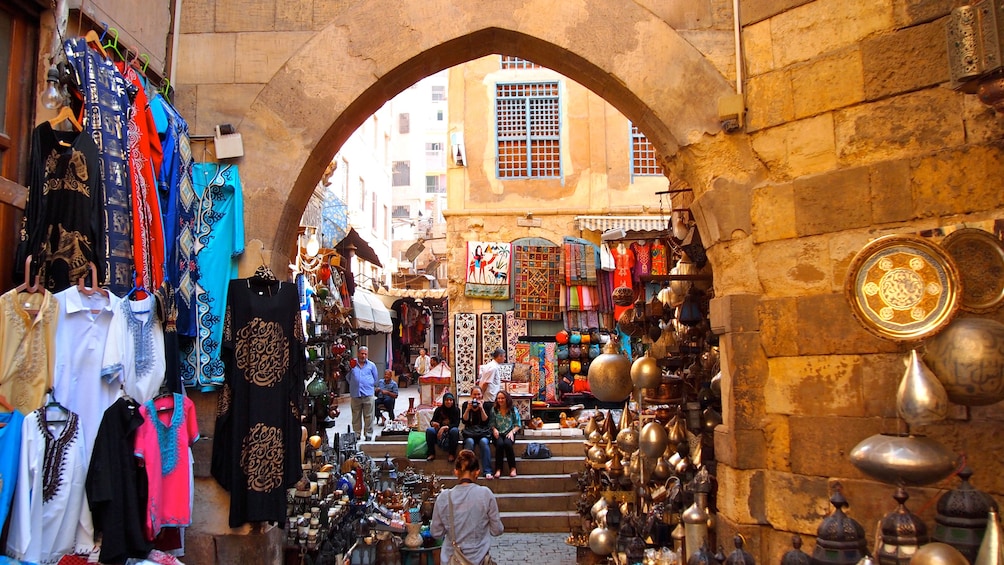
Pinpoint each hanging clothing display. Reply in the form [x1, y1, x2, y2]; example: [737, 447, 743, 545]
[134, 393, 198, 538]
[151, 94, 197, 338]
[650, 239, 669, 276]
[85, 396, 151, 564]
[0, 410, 24, 529]
[15, 122, 104, 292]
[611, 243, 634, 322]
[0, 288, 58, 414]
[180, 163, 245, 391]
[62, 37, 136, 295]
[102, 295, 166, 404]
[155, 281, 183, 395]
[6, 409, 88, 565]
[117, 63, 165, 293]
[212, 278, 304, 527]
[52, 286, 120, 455]
[630, 240, 652, 284]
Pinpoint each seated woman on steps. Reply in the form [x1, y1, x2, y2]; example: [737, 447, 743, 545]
[461, 385, 494, 479]
[425, 391, 461, 462]
[489, 390, 521, 478]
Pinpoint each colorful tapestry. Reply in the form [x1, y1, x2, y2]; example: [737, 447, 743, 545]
[504, 310, 527, 362]
[480, 312, 504, 366]
[465, 242, 512, 299]
[452, 313, 478, 396]
[525, 341, 557, 402]
[513, 245, 561, 320]
[497, 363, 514, 383]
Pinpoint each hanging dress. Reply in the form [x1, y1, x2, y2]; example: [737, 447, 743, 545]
[0, 410, 24, 529]
[102, 295, 166, 404]
[650, 239, 669, 276]
[134, 394, 199, 539]
[6, 409, 88, 564]
[0, 288, 58, 414]
[180, 163, 244, 391]
[85, 396, 151, 564]
[15, 122, 103, 292]
[62, 37, 136, 295]
[611, 244, 635, 322]
[212, 279, 304, 527]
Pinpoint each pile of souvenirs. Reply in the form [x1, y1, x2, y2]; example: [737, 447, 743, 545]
[286, 431, 443, 565]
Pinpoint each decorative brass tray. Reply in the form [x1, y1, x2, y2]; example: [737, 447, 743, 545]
[844, 234, 960, 341]
[941, 228, 1004, 313]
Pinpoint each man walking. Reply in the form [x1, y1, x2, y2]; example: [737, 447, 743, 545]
[347, 346, 379, 441]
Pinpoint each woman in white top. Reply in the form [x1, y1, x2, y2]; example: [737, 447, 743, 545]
[430, 449, 504, 564]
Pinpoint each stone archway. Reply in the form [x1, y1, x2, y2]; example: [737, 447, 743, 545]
[229, 0, 752, 265]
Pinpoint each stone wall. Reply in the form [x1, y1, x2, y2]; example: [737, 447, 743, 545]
[160, 0, 1004, 563]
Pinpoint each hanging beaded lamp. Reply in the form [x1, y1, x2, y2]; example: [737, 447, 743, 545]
[811, 487, 868, 565]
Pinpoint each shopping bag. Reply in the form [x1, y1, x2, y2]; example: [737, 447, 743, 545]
[406, 430, 428, 459]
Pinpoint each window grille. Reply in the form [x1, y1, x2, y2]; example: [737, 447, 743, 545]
[500, 56, 543, 70]
[630, 124, 663, 176]
[495, 82, 560, 179]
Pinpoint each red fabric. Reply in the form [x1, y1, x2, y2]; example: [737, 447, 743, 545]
[611, 244, 635, 321]
[117, 63, 165, 292]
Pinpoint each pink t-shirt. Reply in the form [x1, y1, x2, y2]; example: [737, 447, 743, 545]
[134, 394, 199, 538]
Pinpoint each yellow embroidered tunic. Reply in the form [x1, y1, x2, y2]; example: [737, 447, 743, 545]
[0, 289, 58, 413]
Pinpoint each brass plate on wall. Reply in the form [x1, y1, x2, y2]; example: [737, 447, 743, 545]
[941, 228, 1004, 313]
[844, 234, 960, 341]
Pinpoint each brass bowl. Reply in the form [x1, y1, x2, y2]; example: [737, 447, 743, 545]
[849, 433, 958, 486]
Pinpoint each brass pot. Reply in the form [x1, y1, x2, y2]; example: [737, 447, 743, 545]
[849, 433, 958, 486]
[587, 341, 633, 402]
[924, 317, 1004, 406]
[639, 421, 669, 460]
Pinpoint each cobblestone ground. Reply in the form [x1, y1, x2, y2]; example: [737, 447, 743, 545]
[491, 533, 580, 564]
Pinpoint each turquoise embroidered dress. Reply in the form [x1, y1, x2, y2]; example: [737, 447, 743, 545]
[180, 164, 244, 390]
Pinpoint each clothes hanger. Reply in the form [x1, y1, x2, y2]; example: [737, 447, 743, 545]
[48, 106, 83, 133]
[83, 29, 109, 59]
[44, 388, 69, 425]
[102, 28, 125, 62]
[154, 384, 176, 413]
[125, 272, 151, 313]
[77, 262, 109, 303]
[15, 255, 44, 314]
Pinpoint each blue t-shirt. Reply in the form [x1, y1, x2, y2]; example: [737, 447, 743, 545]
[0, 410, 25, 528]
[377, 379, 399, 398]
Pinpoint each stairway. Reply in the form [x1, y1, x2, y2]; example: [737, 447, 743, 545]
[361, 434, 585, 533]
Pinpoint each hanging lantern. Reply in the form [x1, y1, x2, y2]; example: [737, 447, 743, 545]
[849, 433, 957, 486]
[639, 420, 669, 459]
[811, 489, 868, 565]
[587, 341, 633, 402]
[876, 487, 929, 565]
[782, 535, 812, 565]
[678, 293, 704, 326]
[934, 467, 1001, 563]
[631, 352, 662, 390]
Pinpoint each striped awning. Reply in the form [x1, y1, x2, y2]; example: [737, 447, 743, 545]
[575, 215, 671, 232]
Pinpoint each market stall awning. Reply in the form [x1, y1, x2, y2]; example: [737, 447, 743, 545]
[352, 289, 393, 333]
[575, 215, 671, 232]
[336, 227, 383, 268]
[379, 287, 449, 299]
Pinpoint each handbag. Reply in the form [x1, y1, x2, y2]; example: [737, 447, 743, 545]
[447, 491, 497, 565]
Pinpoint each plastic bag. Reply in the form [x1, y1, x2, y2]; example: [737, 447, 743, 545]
[406, 430, 428, 459]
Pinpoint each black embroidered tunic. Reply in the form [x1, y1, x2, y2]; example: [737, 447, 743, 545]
[212, 278, 304, 527]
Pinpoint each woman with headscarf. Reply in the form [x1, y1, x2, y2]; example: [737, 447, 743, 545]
[425, 391, 461, 462]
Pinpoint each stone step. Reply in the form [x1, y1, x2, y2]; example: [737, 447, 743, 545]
[438, 473, 578, 494]
[385, 456, 585, 476]
[363, 436, 588, 459]
[501, 511, 578, 533]
[494, 492, 577, 512]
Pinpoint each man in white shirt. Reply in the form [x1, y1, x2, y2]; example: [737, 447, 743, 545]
[423, 356, 452, 379]
[478, 348, 505, 400]
[411, 347, 431, 387]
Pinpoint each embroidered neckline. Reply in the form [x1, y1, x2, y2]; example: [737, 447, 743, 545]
[147, 395, 182, 475]
[126, 298, 155, 380]
[37, 408, 79, 503]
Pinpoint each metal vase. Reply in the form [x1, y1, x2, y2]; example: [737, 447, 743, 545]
[976, 510, 1003, 565]
[897, 349, 949, 426]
